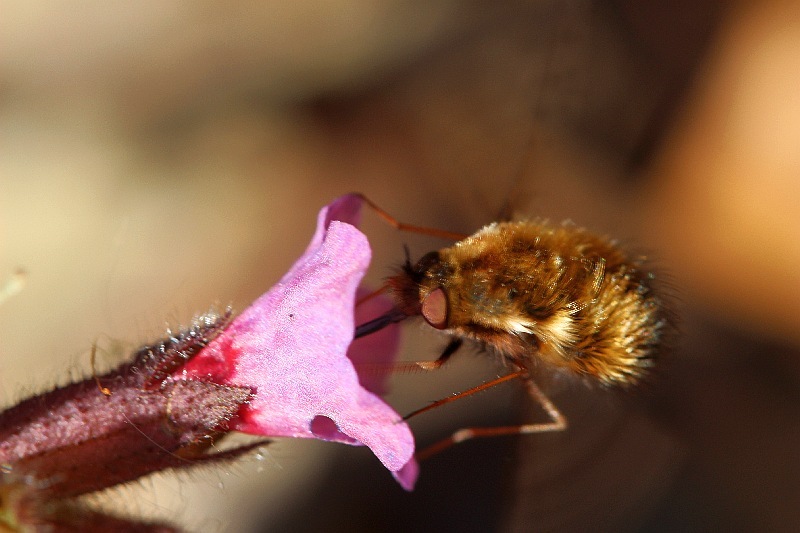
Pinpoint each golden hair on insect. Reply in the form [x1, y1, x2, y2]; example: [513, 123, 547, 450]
[386, 219, 667, 387]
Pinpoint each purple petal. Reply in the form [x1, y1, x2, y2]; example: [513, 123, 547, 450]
[180, 195, 415, 476]
[392, 458, 420, 491]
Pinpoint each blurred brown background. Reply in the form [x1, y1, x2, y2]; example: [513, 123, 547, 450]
[1, 1, 798, 532]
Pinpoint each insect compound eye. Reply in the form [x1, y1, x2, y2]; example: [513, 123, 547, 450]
[421, 287, 449, 329]
[414, 251, 441, 275]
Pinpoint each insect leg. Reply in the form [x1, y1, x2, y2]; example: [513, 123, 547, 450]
[353, 193, 469, 241]
[404, 367, 524, 421]
[377, 337, 465, 375]
[415, 337, 463, 370]
[414, 374, 567, 461]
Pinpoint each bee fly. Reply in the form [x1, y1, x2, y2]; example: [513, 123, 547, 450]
[353, 194, 669, 459]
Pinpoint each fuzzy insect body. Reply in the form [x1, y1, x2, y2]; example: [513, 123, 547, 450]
[387, 220, 666, 386]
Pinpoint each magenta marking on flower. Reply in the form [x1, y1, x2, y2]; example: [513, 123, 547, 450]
[179, 195, 417, 482]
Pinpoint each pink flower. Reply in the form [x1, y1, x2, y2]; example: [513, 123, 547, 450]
[178, 195, 417, 488]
